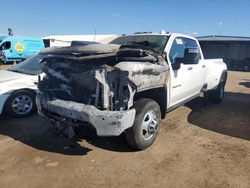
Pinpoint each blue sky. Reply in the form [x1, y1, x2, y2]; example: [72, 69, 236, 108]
[1, 0, 250, 37]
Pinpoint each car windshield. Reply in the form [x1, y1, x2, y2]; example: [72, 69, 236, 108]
[110, 35, 169, 53]
[8, 54, 44, 75]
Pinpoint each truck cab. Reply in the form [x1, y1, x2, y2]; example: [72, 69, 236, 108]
[0, 36, 45, 64]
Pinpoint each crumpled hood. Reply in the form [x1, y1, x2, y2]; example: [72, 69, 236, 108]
[39, 43, 159, 62]
[40, 44, 121, 56]
[0, 70, 29, 83]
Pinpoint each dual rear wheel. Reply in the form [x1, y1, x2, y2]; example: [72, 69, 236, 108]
[204, 82, 225, 103]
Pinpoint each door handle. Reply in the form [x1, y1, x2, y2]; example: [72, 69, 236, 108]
[187, 66, 193, 70]
[202, 65, 206, 68]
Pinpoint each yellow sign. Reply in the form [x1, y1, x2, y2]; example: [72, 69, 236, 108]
[14, 42, 25, 54]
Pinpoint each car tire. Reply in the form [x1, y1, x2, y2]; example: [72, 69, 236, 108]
[125, 98, 161, 150]
[0, 54, 6, 65]
[204, 82, 225, 104]
[4, 90, 36, 118]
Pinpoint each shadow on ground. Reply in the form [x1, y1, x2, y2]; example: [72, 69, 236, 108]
[0, 91, 249, 154]
[75, 126, 134, 152]
[0, 113, 134, 154]
[0, 115, 92, 155]
[187, 92, 250, 141]
[239, 79, 250, 88]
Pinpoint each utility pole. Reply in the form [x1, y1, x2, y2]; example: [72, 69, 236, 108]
[219, 21, 223, 36]
[94, 28, 97, 42]
[8, 28, 13, 36]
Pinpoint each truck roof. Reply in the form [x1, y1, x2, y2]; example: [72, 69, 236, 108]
[126, 32, 171, 36]
[120, 32, 198, 41]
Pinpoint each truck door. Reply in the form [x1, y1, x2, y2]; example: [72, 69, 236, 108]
[182, 38, 206, 94]
[168, 37, 201, 107]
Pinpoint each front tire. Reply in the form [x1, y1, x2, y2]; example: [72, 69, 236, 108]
[4, 90, 36, 118]
[125, 98, 161, 150]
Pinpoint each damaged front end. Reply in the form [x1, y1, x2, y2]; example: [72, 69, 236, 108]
[36, 44, 168, 136]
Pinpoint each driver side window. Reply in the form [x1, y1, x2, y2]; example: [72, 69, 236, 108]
[169, 38, 185, 64]
[1, 41, 11, 50]
[169, 37, 201, 65]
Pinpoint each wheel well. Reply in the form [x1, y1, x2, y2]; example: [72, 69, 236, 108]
[134, 87, 167, 119]
[11, 88, 36, 97]
[23, 89, 36, 96]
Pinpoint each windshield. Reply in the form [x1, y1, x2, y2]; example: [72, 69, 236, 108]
[110, 35, 169, 53]
[8, 54, 44, 75]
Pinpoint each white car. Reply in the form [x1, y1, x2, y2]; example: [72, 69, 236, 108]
[0, 55, 44, 117]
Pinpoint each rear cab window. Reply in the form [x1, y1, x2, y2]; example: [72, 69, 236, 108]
[110, 35, 169, 54]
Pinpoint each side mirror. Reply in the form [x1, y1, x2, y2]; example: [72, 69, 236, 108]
[172, 58, 182, 70]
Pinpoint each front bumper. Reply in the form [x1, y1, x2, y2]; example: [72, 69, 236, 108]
[36, 92, 136, 136]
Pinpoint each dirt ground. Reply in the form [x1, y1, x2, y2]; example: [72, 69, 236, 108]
[0, 64, 12, 70]
[0, 69, 249, 188]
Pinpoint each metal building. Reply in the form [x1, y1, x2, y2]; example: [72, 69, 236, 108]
[197, 35, 250, 71]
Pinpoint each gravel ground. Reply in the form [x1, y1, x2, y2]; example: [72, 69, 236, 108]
[0, 70, 249, 188]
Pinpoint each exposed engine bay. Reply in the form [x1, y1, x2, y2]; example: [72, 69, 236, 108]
[38, 44, 169, 112]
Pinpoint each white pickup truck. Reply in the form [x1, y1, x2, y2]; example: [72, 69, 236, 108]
[36, 32, 227, 150]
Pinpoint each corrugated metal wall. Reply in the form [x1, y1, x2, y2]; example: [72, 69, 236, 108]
[199, 41, 250, 71]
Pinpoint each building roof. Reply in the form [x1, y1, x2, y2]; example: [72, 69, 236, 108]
[42, 35, 118, 43]
[197, 35, 250, 42]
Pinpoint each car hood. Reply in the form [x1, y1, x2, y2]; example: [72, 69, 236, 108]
[0, 70, 30, 83]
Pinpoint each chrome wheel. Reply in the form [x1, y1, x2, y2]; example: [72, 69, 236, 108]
[141, 110, 159, 140]
[11, 95, 33, 115]
[125, 99, 161, 150]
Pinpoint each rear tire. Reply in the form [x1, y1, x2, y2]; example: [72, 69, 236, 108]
[204, 82, 225, 103]
[4, 90, 36, 118]
[125, 98, 161, 150]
